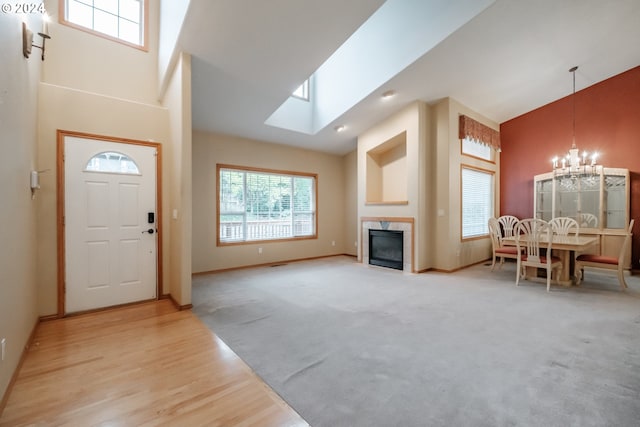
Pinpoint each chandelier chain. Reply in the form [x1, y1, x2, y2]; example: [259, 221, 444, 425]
[550, 65, 601, 177]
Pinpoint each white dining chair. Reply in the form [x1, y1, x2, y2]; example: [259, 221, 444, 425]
[515, 218, 563, 292]
[498, 215, 520, 238]
[575, 219, 635, 289]
[577, 213, 598, 228]
[488, 217, 520, 271]
[549, 217, 579, 237]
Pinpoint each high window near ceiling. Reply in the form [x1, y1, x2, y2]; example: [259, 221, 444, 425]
[217, 165, 317, 244]
[61, 0, 147, 50]
[291, 79, 310, 101]
[461, 137, 493, 162]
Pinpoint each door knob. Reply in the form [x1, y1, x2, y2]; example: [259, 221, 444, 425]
[142, 228, 155, 234]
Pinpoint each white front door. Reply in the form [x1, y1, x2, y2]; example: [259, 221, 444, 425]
[64, 136, 157, 313]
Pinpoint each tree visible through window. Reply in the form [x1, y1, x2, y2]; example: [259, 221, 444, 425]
[218, 166, 316, 243]
[461, 166, 494, 239]
[62, 0, 146, 48]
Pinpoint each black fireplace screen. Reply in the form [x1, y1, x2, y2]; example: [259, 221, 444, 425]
[369, 229, 403, 270]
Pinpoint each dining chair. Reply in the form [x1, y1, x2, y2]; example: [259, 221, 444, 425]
[515, 218, 563, 291]
[575, 219, 635, 289]
[488, 217, 520, 271]
[549, 217, 579, 237]
[498, 215, 520, 238]
[577, 213, 598, 228]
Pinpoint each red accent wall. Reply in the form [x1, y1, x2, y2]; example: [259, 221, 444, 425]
[500, 66, 640, 269]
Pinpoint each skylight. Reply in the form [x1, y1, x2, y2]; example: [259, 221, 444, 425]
[292, 79, 310, 101]
[266, 0, 496, 135]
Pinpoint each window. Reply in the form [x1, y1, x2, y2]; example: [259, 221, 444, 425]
[462, 137, 492, 161]
[218, 165, 317, 244]
[62, 0, 146, 49]
[292, 79, 309, 101]
[461, 166, 494, 239]
[85, 151, 140, 174]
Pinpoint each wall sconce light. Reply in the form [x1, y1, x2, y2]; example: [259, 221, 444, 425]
[23, 16, 51, 61]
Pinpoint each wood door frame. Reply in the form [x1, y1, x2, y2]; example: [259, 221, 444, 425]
[56, 130, 163, 317]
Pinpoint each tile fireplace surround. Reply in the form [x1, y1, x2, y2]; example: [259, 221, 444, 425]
[361, 217, 414, 272]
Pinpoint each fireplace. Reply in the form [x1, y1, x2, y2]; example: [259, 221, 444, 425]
[369, 229, 404, 270]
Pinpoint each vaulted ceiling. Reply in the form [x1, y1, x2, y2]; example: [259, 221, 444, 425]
[180, 0, 640, 155]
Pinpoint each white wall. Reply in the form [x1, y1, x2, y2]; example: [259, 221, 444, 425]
[161, 52, 192, 306]
[42, 0, 160, 105]
[343, 150, 359, 256]
[192, 131, 346, 273]
[158, 0, 191, 98]
[357, 101, 431, 272]
[432, 97, 499, 271]
[0, 10, 42, 403]
[35, 0, 177, 315]
[36, 84, 171, 315]
[357, 98, 498, 273]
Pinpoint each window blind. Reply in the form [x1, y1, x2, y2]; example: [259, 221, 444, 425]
[462, 167, 494, 238]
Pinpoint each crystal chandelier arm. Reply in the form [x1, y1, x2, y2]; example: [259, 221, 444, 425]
[550, 66, 602, 177]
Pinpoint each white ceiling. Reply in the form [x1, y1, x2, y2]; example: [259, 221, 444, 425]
[183, 0, 640, 155]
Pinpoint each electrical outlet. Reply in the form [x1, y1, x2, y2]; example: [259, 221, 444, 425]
[258, 247, 263, 254]
[331, 240, 336, 246]
[1, 338, 5, 361]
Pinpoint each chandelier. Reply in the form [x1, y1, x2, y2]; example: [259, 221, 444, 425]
[551, 66, 602, 177]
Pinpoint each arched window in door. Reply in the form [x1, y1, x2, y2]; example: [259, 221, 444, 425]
[85, 151, 140, 174]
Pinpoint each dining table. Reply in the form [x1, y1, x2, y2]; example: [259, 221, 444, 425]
[502, 234, 598, 286]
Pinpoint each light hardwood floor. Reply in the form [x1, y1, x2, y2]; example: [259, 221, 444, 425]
[0, 300, 308, 427]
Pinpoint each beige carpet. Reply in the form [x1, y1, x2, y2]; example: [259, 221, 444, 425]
[193, 256, 640, 427]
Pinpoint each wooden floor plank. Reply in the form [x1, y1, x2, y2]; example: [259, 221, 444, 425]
[0, 300, 308, 427]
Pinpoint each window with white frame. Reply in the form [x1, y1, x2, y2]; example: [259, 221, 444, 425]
[461, 166, 494, 239]
[62, 0, 146, 48]
[292, 79, 310, 101]
[218, 166, 317, 244]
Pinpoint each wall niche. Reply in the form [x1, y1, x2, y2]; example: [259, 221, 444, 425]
[365, 130, 408, 204]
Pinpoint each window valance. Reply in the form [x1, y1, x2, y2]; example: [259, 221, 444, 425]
[458, 115, 501, 152]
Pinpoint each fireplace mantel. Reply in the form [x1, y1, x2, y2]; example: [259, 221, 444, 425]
[360, 217, 414, 273]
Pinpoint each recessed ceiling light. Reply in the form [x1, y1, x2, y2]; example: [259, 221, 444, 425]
[334, 125, 346, 132]
[381, 90, 396, 99]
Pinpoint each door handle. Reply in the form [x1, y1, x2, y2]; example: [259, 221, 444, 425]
[142, 228, 155, 234]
